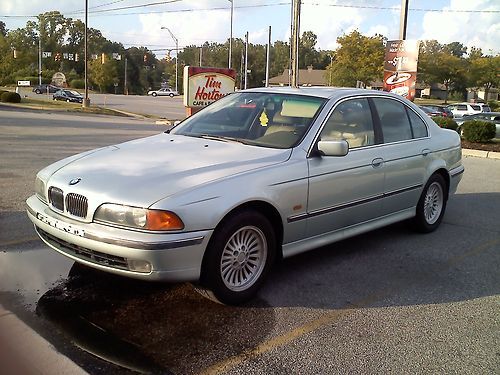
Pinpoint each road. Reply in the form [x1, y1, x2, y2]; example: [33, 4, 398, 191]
[0, 108, 499, 374]
[17, 86, 186, 119]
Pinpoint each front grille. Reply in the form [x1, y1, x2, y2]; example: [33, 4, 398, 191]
[66, 193, 88, 218]
[36, 228, 129, 270]
[48, 187, 64, 211]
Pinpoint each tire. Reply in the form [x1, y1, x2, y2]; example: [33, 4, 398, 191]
[413, 174, 447, 233]
[169, 93, 174, 97]
[35, 89, 41, 94]
[66, 99, 70, 103]
[152, 92, 157, 97]
[200, 210, 276, 305]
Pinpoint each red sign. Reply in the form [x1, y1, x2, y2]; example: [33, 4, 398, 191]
[383, 40, 420, 101]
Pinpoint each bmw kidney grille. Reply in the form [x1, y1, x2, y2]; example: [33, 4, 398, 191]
[48, 187, 88, 218]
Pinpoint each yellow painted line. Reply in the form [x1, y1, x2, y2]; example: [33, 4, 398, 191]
[447, 237, 500, 266]
[0, 237, 40, 248]
[200, 237, 500, 374]
[199, 292, 387, 375]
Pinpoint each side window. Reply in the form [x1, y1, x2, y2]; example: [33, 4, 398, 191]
[320, 98, 374, 149]
[407, 109, 428, 138]
[373, 98, 412, 143]
[457, 104, 467, 111]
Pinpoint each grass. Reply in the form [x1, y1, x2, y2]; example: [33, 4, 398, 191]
[2, 97, 131, 117]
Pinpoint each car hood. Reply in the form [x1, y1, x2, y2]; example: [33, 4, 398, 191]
[47, 133, 291, 208]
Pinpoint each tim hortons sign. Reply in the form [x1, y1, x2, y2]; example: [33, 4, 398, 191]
[183, 67, 236, 108]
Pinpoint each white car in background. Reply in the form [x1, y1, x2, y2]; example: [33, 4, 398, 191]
[147, 88, 179, 97]
[446, 103, 482, 118]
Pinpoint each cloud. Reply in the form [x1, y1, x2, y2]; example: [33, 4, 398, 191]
[420, 0, 500, 54]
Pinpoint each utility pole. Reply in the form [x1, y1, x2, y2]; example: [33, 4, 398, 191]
[399, 0, 409, 40]
[199, 46, 203, 67]
[124, 57, 128, 95]
[290, 0, 301, 88]
[38, 36, 42, 85]
[265, 26, 271, 87]
[244, 31, 248, 89]
[228, 0, 233, 69]
[83, 0, 90, 107]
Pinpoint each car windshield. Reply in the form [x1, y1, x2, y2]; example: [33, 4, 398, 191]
[171, 92, 326, 149]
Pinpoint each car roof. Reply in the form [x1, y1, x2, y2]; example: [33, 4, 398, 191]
[243, 86, 403, 101]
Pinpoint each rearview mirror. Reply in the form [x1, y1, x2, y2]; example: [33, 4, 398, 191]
[317, 139, 349, 157]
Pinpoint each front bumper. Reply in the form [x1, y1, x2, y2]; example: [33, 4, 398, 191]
[26, 195, 212, 282]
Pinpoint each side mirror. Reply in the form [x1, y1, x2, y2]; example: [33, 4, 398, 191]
[317, 139, 349, 157]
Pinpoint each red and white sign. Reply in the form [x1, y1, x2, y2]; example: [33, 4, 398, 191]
[383, 40, 420, 101]
[183, 67, 236, 108]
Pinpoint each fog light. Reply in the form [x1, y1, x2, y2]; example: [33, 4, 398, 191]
[127, 259, 152, 273]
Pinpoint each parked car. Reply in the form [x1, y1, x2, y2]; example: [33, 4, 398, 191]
[147, 88, 179, 97]
[26, 88, 464, 305]
[476, 103, 491, 113]
[457, 112, 500, 138]
[53, 89, 84, 103]
[446, 103, 482, 118]
[32, 84, 60, 94]
[419, 105, 453, 118]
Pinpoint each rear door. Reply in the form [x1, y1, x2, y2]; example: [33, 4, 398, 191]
[370, 97, 429, 215]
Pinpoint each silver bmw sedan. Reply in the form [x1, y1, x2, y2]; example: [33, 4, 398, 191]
[27, 87, 464, 304]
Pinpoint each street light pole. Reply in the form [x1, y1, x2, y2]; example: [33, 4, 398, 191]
[161, 27, 179, 93]
[228, 0, 233, 69]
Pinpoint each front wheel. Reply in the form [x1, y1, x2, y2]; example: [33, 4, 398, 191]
[152, 92, 157, 97]
[413, 174, 447, 233]
[169, 93, 174, 97]
[200, 210, 276, 305]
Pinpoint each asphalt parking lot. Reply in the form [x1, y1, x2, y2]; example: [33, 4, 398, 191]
[0, 108, 499, 374]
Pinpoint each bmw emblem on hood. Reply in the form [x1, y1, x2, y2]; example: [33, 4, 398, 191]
[69, 178, 82, 186]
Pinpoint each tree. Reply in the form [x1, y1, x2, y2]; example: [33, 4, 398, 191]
[419, 50, 466, 103]
[327, 30, 385, 87]
[0, 21, 7, 37]
[89, 58, 117, 93]
[469, 55, 500, 101]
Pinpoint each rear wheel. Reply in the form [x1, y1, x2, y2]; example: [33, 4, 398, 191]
[152, 92, 157, 97]
[200, 210, 276, 305]
[35, 89, 41, 94]
[413, 174, 447, 233]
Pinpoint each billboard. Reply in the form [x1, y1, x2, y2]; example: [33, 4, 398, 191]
[383, 40, 420, 101]
[183, 67, 236, 108]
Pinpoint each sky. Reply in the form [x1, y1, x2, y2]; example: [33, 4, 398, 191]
[1, 0, 499, 59]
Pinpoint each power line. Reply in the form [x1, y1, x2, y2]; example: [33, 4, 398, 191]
[1, 1, 498, 19]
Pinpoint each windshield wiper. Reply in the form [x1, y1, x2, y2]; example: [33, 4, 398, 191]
[198, 134, 248, 145]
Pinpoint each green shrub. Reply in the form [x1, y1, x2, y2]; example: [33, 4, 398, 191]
[487, 100, 499, 111]
[0, 91, 22, 103]
[431, 116, 458, 131]
[70, 79, 85, 89]
[462, 120, 496, 142]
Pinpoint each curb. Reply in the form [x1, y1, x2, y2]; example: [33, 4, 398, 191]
[462, 149, 500, 159]
[0, 304, 87, 374]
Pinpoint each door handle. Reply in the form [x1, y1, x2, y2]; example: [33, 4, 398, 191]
[372, 158, 384, 168]
[421, 148, 431, 156]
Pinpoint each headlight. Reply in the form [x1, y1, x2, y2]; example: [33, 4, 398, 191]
[35, 175, 47, 203]
[94, 204, 184, 231]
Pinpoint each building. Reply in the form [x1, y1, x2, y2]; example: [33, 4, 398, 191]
[268, 66, 328, 87]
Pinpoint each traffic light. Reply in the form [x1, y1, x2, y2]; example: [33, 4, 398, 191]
[143, 54, 148, 64]
[75, 53, 79, 62]
[13, 49, 17, 59]
[101, 53, 106, 64]
[54, 52, 61, 61]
